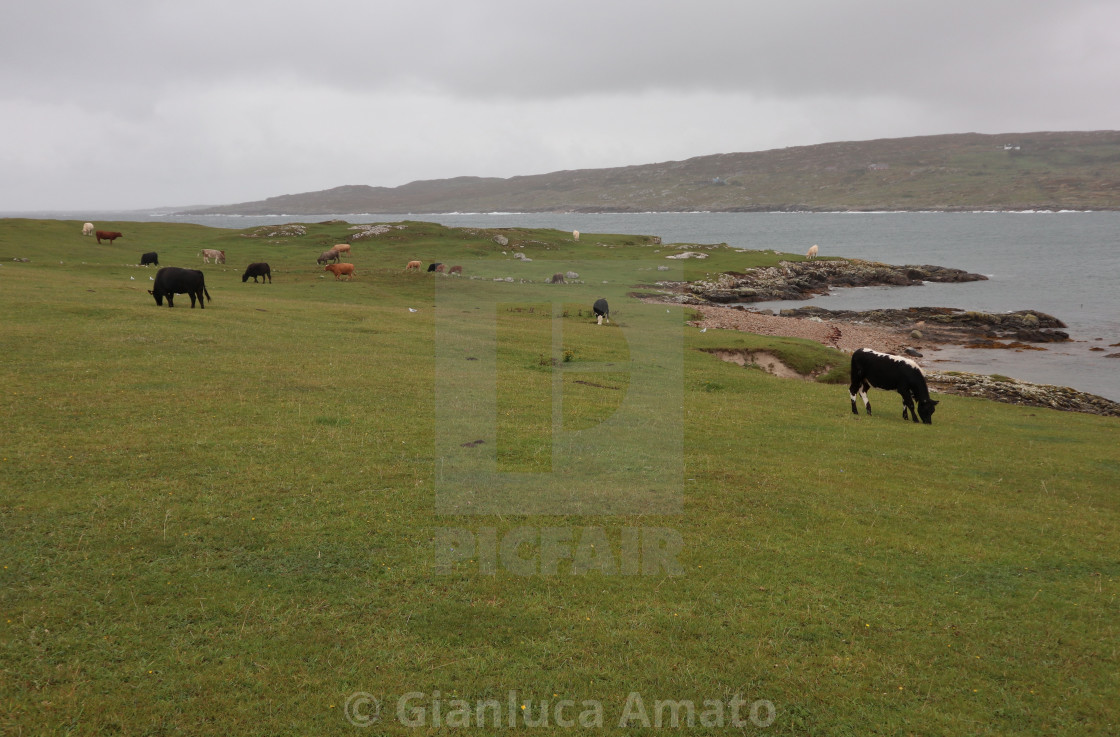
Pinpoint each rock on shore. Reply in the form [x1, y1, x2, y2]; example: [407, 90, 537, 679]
[680, 259, 987, 304]
[778, 305, 1070, 344]
[927, 371, 1120, 417]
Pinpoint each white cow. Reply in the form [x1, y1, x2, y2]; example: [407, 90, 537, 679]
[82, 223, 94, 236]
[806, 244, 819, 260]
[573, 230, 580, 242]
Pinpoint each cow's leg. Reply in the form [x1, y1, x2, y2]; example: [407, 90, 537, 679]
[900, 390, 917, 422]
[849, 380, 870, 415]
[197, 289, 205, 309]
[166, 295, 174, 307]
[188, 292, 197, 308]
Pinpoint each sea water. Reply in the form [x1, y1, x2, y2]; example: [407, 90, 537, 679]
[15, 210, 1120, 400]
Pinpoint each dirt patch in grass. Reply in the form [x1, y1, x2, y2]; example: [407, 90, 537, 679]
[708, 349, 812, 380]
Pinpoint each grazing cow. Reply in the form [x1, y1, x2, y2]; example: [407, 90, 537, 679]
[199, 249, 225, 264]
[148, 267, 211, 308]
[140, 252, 159, 267]
[317, 249, 340, 265]
[82, 223, 94, 236]
[325, 263, 355, 280]
[849, 348, 939, 424]
[242, 262, 271, 283]
[406, 260, 422, 271]
[593, 298, 610, 325]
[806, 244, 819, 260]
[427, 263, 442, 273]
[95, 230, 123, 244]
[549, 273, 565, 284]
[331, 243, 351, 257]
[448, 265, 463, 276]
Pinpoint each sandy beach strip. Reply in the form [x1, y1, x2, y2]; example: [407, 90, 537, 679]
[687, 304, 913, 356]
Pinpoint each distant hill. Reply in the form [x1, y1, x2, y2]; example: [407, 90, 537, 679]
[184, 131, 1120, 215]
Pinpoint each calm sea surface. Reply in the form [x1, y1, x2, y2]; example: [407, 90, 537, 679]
[16, 210, 1120, 400]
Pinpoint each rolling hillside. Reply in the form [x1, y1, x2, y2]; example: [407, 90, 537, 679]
[185, 130, 1120, 215]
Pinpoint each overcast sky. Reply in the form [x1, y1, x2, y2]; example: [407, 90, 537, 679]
[3, 0, 1118, 211]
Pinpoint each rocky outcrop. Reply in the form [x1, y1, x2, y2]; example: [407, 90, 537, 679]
[777, 305, 1069, 344]
[349, 223, 407, 240]
[241, 223, 308, 238]
[927, 371, 1120, 417]
[682, 259, 986, 304]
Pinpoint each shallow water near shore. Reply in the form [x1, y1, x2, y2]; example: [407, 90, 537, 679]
[15, 209, 1120, 400]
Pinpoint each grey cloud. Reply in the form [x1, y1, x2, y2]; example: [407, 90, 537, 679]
[2, 0, 1119, 209]
[9, 0, 1117, 100]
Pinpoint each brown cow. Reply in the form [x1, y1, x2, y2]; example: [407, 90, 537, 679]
[325, 263, 355, 280]
[331, 243, 351, 257]
[434, 263, 446, 273]
[95, 230, 123, 244]
[199, 248, 225, 264]
[448, 265, 463, 276]
[406, 260, 422, 271]
[549, 273, 565, 284]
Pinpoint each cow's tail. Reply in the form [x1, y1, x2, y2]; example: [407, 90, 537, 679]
[204, 287, 212, 303]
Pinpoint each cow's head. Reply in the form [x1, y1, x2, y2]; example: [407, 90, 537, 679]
[917, 398, 939, 424]
[148, 288, 163, 306]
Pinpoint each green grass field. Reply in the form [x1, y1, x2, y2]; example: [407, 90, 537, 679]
[1, 218, 1117, 735]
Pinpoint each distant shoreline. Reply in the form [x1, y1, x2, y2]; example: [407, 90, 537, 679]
[1, 208, 1113, 221]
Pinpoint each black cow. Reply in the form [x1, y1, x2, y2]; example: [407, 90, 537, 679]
[148, 267, 211, 308]
[593, 298, 610, 325]
[849, 348, 938, 424]
[242, 262, 271, 283]
[427, 262, 443, 273]
[140, 252, 159, 266]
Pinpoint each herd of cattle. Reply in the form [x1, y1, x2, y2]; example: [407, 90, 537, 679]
[83, 224, 939, 423]
[85, 225, 474, 304]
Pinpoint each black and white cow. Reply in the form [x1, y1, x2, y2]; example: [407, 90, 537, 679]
[242, 262, 271, 283]
[593, 298, 610, 325]
[148, 267, 211, 308]
[140, 252, 159, 266]
[849, 348, 938, 424]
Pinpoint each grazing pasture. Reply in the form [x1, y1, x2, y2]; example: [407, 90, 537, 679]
[0, 218, 1117, 735]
